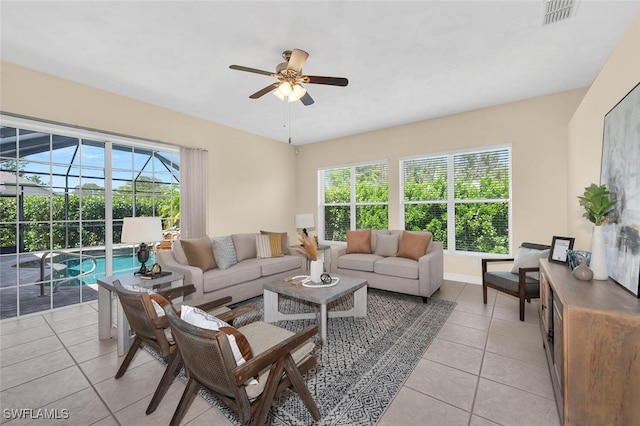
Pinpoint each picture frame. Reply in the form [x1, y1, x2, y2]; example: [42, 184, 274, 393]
[549, 236, 575, 264]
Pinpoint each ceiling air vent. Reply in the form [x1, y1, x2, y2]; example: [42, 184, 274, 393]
[543, 0, 577, 25]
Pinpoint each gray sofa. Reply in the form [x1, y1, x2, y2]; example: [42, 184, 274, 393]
[156, 233, 304, 303]
[332, 230, 443, 301]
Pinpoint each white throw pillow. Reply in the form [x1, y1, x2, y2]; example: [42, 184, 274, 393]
[123, 284, 165, 317]
[510, 247, 550, 279]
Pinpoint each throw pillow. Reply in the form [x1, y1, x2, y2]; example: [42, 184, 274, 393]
[211, 236, 238, 270]
[172, 239, 189, 265]
[374, 233, 399, 257]
[260, 230, 289, 254]
[180, 237, 217, 271]
[511, 246, 550, 279]
[256, 234, 284, 258]
[397, 231, 432, 261]
[231, 233, 258, 262]
[180, 305, 254, 371]
[346, 229, 372, 254]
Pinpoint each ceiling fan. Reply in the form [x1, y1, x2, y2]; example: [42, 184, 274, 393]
[229, 48, 348, 106]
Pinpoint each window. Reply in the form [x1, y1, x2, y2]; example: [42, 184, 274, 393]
[401, 146, 511, 254]
[0, 117, 179, 319]
[319, 161, 388, 242]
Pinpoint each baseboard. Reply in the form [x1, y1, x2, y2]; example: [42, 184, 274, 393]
[444, 272, 481, 285]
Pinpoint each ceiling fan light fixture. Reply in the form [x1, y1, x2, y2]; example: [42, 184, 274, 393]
[278, 81, 293, 96]
[290, 83, 306, 101]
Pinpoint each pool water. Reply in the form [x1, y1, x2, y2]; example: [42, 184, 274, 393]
[63, 253, 157, 285]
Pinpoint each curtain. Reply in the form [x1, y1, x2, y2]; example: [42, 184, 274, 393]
[179, 147, 207, 238]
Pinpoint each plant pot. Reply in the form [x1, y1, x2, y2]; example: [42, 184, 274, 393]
[310, 259, 323, 283]
[590, 225, 608, 280]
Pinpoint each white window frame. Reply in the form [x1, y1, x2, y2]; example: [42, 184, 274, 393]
[318, 159, 389, 244]
[399, 144, 512, 255]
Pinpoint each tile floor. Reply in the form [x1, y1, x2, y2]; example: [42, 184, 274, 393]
[0, 281, 561, 425]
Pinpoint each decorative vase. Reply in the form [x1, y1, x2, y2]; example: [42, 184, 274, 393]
[590, 225, 608, 280]
[310, 259, 323, 283]
[572, 256, 594, 281]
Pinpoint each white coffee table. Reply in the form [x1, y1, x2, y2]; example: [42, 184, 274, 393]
[263, 274, 367, 345]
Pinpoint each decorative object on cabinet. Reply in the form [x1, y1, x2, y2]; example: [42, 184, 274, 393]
[601, 82, 640, 297]
[578, 183, 617, 281]
[566, 250, 590, 270]
[548, 236, 575, 265]
[571, 255, 593, 281]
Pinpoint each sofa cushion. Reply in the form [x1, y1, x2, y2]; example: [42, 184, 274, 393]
[253, 255, 301, 276]
[374, 233, 399, 257]
[180, 237, 217, 271]
[346, 229, 372, 254]
[337, 253, 382, 272]
[256, 234, 284, 258]
[180, 304, 254, 368]
[202, 262, 262, 292]
[232, 233, 258, 262]
[260, 230, 289, 255]
[212, 236, 238, 270]
[374, 256, 419, 279]
[397, 231, 432, 261]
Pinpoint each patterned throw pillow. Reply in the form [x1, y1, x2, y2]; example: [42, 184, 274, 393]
[180, 304, 256, 383]
[346, 229, 372, 254]
[211, 236, 238, 270]
[256, 234, 284, 258]
[260, 230, 289, 254]
[396, 231, 432, 261]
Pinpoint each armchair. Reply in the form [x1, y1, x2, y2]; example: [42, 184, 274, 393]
[163, 304, 321, 426]
[482, 242, 550, 321]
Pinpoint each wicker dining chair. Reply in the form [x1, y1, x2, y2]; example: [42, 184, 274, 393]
[111, 280, 231, 413]
[162, 304, 321, 426]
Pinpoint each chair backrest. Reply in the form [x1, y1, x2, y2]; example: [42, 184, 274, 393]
[164, 306, 245, 402]
[520, 242, 551, 251]
[113, 280, 172, 356]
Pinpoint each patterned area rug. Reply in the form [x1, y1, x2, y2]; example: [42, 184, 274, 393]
[154, 288, 455, 425]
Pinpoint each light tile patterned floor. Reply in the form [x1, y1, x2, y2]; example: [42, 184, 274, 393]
[0, 281, 561, 425]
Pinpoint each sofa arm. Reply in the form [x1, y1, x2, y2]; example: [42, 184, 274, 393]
[418, 241, 444, 298]
[156, 250, 205, 299]
[331, 246, 347, 274]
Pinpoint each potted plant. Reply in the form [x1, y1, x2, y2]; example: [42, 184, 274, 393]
[577, 183, 617, 280]
[578, 183, 617, 226]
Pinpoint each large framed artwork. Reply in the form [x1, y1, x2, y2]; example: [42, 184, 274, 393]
[601, 82, 640, 297]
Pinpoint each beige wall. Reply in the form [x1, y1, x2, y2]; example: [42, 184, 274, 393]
[568, 14, 640, 250]
[296, 89, 587, 282]
[0, 61, 299, 241]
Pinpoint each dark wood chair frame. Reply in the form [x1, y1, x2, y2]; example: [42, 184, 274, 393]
[162, 305, 321, 426]
[482, 258, 541, 321]
[111, 280, 231, 414]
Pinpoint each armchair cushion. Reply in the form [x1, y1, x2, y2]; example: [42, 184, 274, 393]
[397, 231, 432, 261]
[484, 271, 541, 293]
[181, 305, 253, 368]
[212, 236, 238, 270]
[180, 237, 217, 271]
[346, 229, 372, 254]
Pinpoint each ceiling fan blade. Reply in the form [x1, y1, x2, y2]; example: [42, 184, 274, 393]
[300, 92, 314, 106]
[249, 82, 280, 99]
[229, 65, 274, 77]
[302, 75, 349, 86]
[287, 49, 309, 73]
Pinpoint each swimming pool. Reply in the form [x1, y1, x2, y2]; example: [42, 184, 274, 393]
[63, 253, 157, 285]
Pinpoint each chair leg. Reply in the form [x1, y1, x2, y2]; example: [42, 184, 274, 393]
[284, 354, 321, 421]
[519, 298, 525, 321]
[146, 350, 182, 414]
[115, 337, 142, 379]
[254, 357, 287, 426]
[169, 378, 198, 426]
[421, 297, 429, 304]
[482, 283, 488, 305]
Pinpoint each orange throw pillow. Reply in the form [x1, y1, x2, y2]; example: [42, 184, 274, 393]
[397, 231, 432, 261]
[346, 229, 372, 254]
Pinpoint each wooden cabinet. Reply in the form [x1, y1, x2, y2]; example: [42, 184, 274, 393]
[539, 259, 640, 425]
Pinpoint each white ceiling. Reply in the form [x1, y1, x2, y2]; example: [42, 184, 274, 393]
[2, 1, 640, 145]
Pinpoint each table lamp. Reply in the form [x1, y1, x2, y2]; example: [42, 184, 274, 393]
[121, 217, 163, 275]
[295, 213, 315, 238]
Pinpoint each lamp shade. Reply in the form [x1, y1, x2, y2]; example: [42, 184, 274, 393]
[294, 213, 315, 230]
[121, 217, 163, 243]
